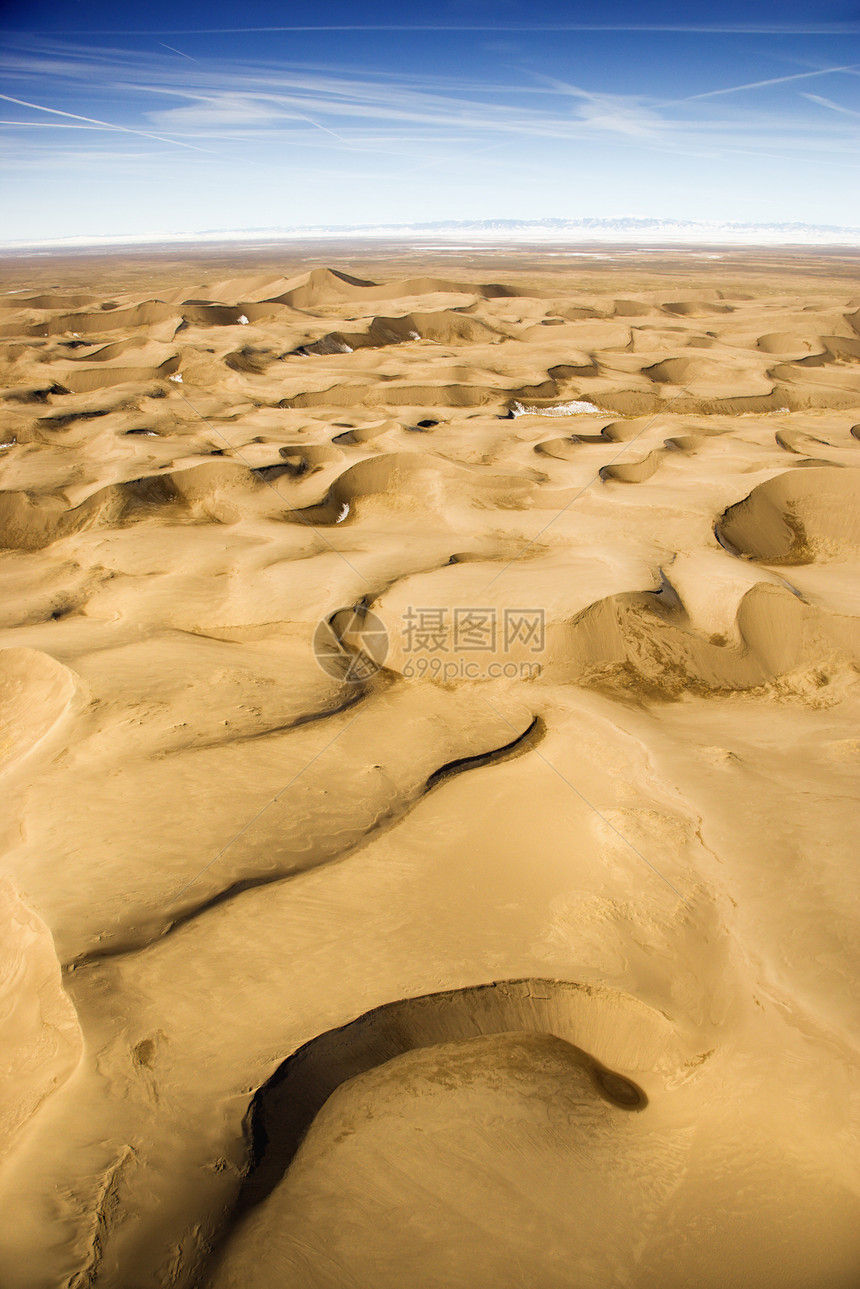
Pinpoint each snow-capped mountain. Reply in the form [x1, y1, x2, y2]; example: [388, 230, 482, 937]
[4, 217, 859, 250]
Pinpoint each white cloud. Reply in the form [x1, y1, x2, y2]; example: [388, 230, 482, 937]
[147, 95, 289, 128]
[801, 93, 860, 118]
[0, 38, 857, 237]
[678, 63, 860, 103]
[0, 90, 212, 150]
[571, 97, 664, 139]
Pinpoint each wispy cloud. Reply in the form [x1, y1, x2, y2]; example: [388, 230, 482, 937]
[1, 43, 856, 168]
[679, 63, 859, 102]
[535, 77, 664, 138]
[147, 95, 289, 127]
[158, 43, 201, 64]
[802, 92, 860, 117]
[0, 36, 857, 237]
[0, 90, 214, 151]
[0, 24, 855, 150]
[10, 24, 860, 36]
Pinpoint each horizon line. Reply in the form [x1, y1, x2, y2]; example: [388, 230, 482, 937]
[3, 217, 860, 253]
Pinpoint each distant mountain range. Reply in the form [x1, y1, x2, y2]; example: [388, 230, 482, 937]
[5, 217, 859, 250]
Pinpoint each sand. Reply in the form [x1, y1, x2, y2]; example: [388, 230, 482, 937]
[0, 243, 858, 1288]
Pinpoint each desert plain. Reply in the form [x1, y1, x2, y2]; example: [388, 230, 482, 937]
[0, 242, 859, 1288]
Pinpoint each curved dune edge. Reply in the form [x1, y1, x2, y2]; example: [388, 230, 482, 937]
[717, 466, 860, 564]
[51, 354, 180, 395]
[204, 980, 680, 1286]
[424, 714, 544, 789]
[223, 979, 663, 1226]
[0, 647, 76, 772]
[206, 1020, 860, 1289]
[0, 459, 318, 552]
[264, 268, 519, 309]
[600, 448, 661, 483]
[565, 577, 857, 700]
[283, 451, 538, 526]
[69, 703, 544, 966]
[0, 881, 82, 1158]
[293, 310, 501, 355]
[210, 1035, 643, 1289]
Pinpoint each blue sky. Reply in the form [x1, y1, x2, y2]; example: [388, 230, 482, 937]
[1, 0, 859, 243]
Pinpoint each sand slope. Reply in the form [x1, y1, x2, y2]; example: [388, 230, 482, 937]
[0, 248, 858, 1289]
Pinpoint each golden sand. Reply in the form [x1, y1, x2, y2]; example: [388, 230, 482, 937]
[0, 245, 858, 1287]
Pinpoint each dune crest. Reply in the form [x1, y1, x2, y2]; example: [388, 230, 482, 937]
[0, 882, 82, 1157]
[718, 466, 860, 563]
[0, 647, 76, 771]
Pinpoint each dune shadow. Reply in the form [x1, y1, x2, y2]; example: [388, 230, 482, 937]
[228, 978, 648, 1234]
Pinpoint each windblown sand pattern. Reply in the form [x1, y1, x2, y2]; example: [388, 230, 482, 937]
[0, 248, 858, 1288]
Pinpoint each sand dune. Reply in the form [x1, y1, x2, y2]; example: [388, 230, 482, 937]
[757, 331, 826, 356]
[0, 248, 858, 1289]
[662, 298, 734, 317]
[35, 300, 179, 336]
[718, 466, 860, 563]
[0, 881, 82, 1158]
[0, 459, 308, 552]
[564, 577, 857, 699]
[600, 448, 662, 482]
[0, 647, 76, 770]
[294, 309, 501, 355]
[212, 976, 655, 1280]
[264, 268, 519, 309]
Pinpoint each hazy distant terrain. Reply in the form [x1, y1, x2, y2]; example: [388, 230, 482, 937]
[5, 217, 860, 250]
